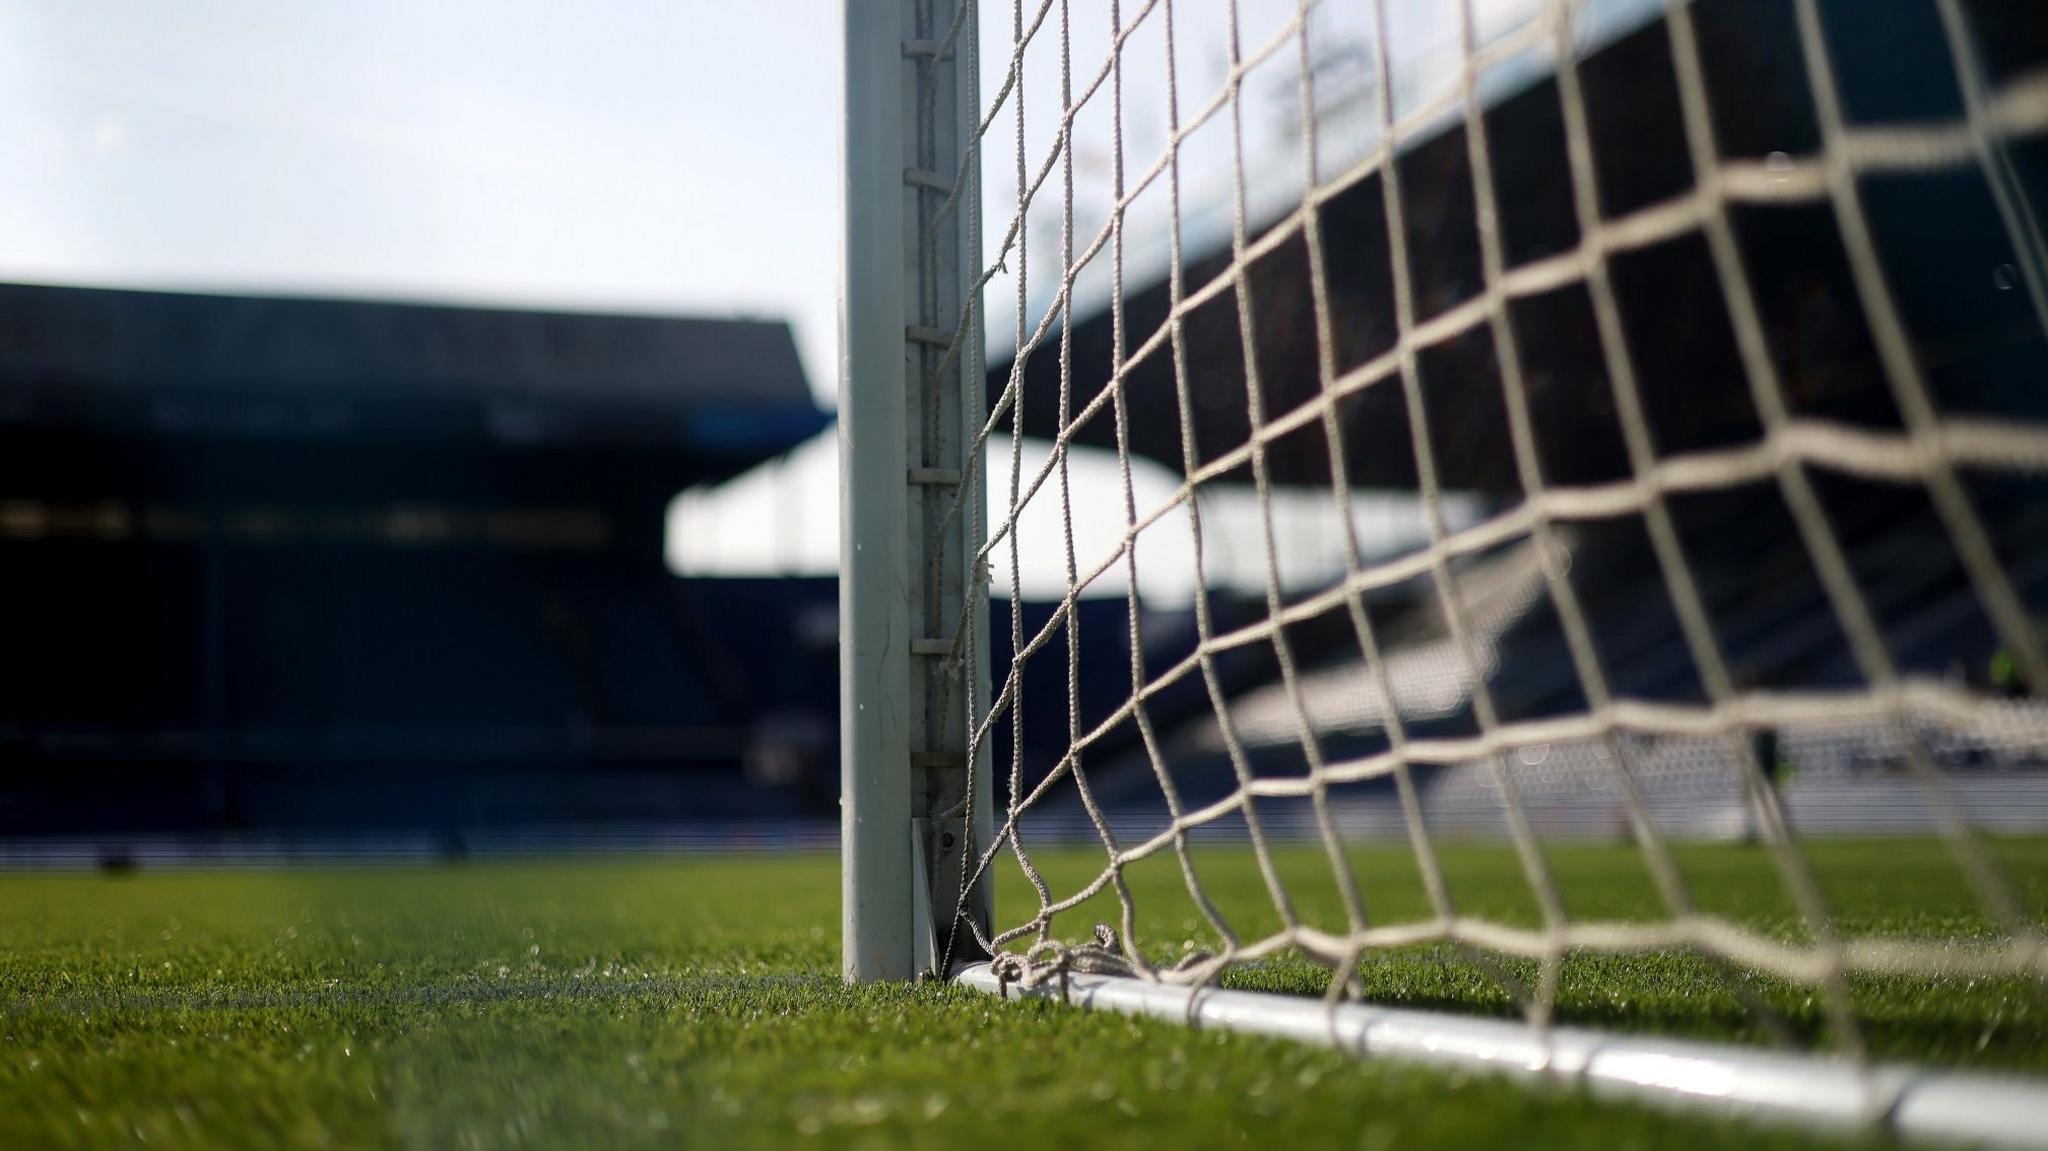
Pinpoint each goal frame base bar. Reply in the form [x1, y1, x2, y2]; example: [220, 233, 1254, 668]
[956, 962, 2048, 1147]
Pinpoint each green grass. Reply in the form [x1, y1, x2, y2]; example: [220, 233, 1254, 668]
[1, 840, 2043, 1149]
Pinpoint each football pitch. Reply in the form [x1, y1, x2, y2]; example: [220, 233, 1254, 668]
[3, 840, 2044, 1149]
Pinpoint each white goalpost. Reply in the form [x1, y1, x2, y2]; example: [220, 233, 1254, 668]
[841, 0, 994, 982]
[843, 0, 2048, 1141]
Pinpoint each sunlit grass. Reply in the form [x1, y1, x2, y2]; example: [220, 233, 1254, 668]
[1, 840, 2041, 1148]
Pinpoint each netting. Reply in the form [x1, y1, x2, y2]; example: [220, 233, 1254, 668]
[910, 0, 2048, 1055]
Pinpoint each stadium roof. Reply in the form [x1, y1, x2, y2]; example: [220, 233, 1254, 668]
[0, 281, 825, 455]
[985, 1, 2046, 493]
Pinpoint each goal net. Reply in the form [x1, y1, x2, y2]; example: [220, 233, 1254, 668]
[847, 0, 2048, 1118]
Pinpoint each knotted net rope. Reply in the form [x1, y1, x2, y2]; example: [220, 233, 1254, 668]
[904, 0, 2048, 1052]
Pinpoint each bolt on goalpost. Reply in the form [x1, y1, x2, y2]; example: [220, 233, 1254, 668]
[841, 0, 993, 983]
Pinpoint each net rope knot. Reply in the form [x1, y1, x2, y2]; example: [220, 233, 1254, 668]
[991, 925, 1133, 994]
[990, 925, 1215, 997]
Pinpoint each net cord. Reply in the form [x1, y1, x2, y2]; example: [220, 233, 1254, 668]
[906, 0, 2048, 1041]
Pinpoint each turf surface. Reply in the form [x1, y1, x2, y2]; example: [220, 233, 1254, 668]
[1, 840, 2043, 1148]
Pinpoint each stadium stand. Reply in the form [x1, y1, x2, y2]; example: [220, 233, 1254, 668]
[0, 283, 835, 837]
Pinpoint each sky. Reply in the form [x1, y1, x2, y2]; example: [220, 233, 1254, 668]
[0, 0, 1622, 407]
[0, 1, 843, 400]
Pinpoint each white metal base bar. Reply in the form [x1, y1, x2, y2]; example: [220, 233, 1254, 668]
[956, 962, 2048, 1147]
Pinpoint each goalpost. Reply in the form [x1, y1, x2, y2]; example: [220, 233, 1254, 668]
[844, 0, 2048, 1140]
[841, 0, 994, 982]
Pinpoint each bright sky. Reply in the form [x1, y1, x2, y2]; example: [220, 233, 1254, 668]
[0, 1, 843, 400]
[0, 1, 1624, 409]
